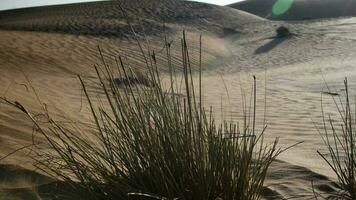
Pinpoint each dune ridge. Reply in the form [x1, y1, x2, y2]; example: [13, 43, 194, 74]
[0, 0, 262, 38]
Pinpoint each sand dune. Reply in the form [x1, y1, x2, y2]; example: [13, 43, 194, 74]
[1, 0, 356, 199]
[230, 0, 356, 20]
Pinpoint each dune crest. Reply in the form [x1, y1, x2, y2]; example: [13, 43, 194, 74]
[0, 0, 262, 37]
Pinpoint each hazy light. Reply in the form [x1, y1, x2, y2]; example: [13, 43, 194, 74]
[0, 0, 103, 11]
[272, 0, 294, 16]
[0, 0, 244, 11]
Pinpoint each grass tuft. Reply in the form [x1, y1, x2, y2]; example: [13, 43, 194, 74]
[3, 32, 282, 200]
[317, 78, 356, 199]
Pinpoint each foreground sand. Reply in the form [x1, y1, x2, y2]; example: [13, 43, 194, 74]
[1, 0, 356, 199]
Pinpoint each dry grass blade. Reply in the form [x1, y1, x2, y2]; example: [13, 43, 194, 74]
[318, 78, 356, 200]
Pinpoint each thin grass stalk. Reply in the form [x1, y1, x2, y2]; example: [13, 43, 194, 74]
[318, 78, 356, 199]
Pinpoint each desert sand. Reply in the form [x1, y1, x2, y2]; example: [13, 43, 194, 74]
[229, 0, 356, 20]
[0, 0, 355, 199]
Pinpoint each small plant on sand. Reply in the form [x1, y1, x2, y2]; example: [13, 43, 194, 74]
[317, 78, 356, 199]
[2, 32, 282, 200]
[276, 26, 292, 38]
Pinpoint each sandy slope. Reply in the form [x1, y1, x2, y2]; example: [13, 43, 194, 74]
[0, 0, 261, 37]
[0, 0, 355, 199]
[230, 0, 356, 20]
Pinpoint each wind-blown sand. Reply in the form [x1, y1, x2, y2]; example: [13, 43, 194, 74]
[0, 0, 355, 199]
[230, 0, 356, 20]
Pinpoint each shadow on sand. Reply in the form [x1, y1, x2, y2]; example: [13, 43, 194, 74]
[255, 37, 289, 54]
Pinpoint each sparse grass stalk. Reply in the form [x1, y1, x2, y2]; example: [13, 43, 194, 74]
[318, 78, 356, 199]
[3, 32, 282, 200]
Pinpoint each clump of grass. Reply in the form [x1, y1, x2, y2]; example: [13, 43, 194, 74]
[3, 32, 282, 200]
[317, 78, 356, 199]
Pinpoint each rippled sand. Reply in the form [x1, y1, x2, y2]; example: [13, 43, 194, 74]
[1, 0, 356, 199]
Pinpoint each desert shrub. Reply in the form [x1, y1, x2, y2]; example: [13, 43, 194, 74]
[276, 26, 291, 38]
[317, 78, 356, 199]
[3, 33, 282, 200]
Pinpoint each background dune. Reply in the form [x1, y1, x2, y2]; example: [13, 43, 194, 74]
[230, 0, 356, 20]
[0, 0, 262, 37]
[1, 0, 356, 199]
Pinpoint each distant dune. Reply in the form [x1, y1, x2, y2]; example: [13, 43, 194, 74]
[0, 0, 262, 37]
[229, 0, 356, 20]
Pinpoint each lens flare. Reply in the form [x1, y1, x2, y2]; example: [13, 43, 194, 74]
[272, 0, 294, 16]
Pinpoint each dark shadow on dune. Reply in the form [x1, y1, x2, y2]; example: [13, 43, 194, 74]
[254, 37, 289, 54]
[0, 164, 54, 200]
[265, 160, 340, 199]
[222, 27, 241, 37]
[0, 164, 53, 186]
[261, 186, 283, 200]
